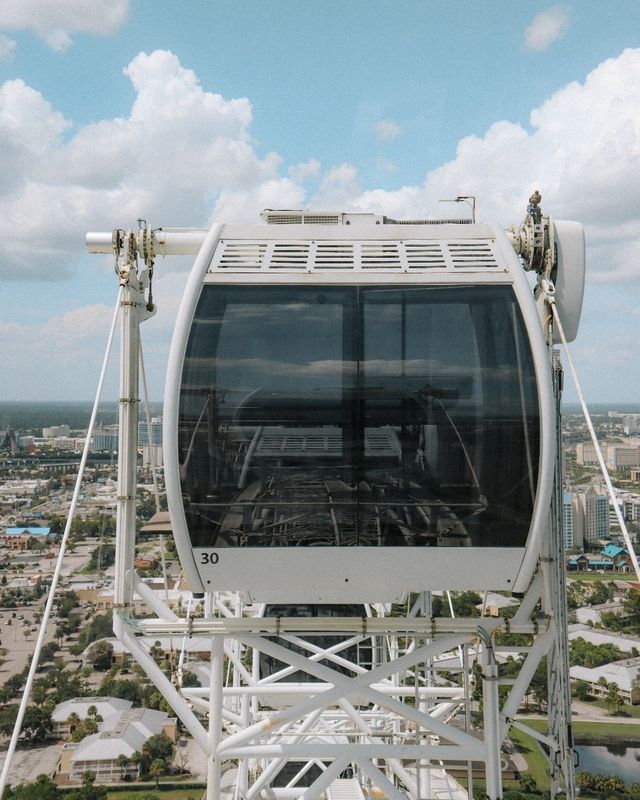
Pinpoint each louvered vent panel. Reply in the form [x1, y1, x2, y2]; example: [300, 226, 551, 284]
[215, 241, 267, 269]
[303, 214, 340, 225]
[266, 214, 303, 225]
[405, 242, 448, 269]
[360, 242, 402, 269]
[211, 238, 501, 271]
[448, 241, 498, 268]
[314, 242, 355, 269]
[270, 242, 310, 269]
[263, 212, 340, 225]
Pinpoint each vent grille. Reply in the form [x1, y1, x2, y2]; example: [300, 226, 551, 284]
[448, 241, 497, 268]
[361, 242, 402, 269]
[315, 242, 355, 269]
[263, 212, 341, 225]
[210, 239, 501, 271]
[270, 242, 311, 269]
[405, 242, 448, 269]
[216, 241, 268, 269]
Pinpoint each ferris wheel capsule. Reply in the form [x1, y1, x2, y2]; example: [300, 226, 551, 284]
[163, 210, 585, 602]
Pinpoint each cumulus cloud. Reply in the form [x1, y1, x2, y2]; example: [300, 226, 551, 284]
[524, 6, 571, 52]
[0, 50, 288, 278]
[347, 49, 640, 284]
[0, 303, 120, 399]
[374, 118, 401, 143]
[2, 46, 639, 398]
[0, 0, 129, 51]
[0, 33, 16, 59]
[2, 46, 640, 290]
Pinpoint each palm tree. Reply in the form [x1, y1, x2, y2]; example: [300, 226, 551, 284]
[605, 681, 623, 714]
[149, 758, 165, 788]
[66, 711, 81, 738]
[116, 753, 129, 780]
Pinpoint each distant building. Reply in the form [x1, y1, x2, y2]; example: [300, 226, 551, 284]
[474, 592, 519, 617]
[576, 441, 640, 471]
[42, 425, 71, 439]
[623, 414, 640, 435]
[607, 445, 640, 471]
[91, 426, 119, 453]
[138, 417, 163, 447]
[570, 487, 609, 548]
[1, 526, 51, 550]
[57, 704, 176, 783]
[570, 657, 640, 705]
[142, 444, 163, 468]
[563, 491, 574, 550]
[52, 697, 132, 739]
[576, 442, 599, 466]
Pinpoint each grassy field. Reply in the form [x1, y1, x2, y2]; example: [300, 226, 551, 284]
[518, 717, 640, 740]
[568, 573, 637, 582]
[508, 726, 549, 789]
[105, 786, 205, 799]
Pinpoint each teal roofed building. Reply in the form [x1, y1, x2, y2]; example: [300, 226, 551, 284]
[601, 543, 627, 558]
[600, 543, 633, 572]
[5, 527, 51, 536]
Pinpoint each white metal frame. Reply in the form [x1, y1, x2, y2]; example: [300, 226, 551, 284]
[93, 213, 577, 800]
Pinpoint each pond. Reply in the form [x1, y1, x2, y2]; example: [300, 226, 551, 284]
[576, 744, 640, 785]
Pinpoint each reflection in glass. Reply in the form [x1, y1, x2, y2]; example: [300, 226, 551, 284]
[179, 285, 540, 549]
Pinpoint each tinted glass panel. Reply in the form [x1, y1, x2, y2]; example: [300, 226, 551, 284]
[179, 285, 539, 549]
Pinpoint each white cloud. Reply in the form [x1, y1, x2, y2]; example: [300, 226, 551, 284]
[288, 159, 321, 183]
[374, 118, 400, 143]
[0, 50, 287, 279]
[1, 46, 640, 290]
[0, 33, 16, 59]
[346, 49, 640, 284]
[376, 157, 398, 174]
[2, 47, 639, 399]
[0, 303, 119, 399]
[524, 6, 571, 52]
[0, 0, 128, 51]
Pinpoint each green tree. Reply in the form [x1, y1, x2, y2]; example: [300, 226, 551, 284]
[572, 679, 591, 701]
[605, 681, 623, 713]
[0, 704, 19, 737]
[5, 774, 61, 800]
[22, 705, 52, 741]
[98, 677, 141, 704]
[87, 640, 113, 671]
[71, 613, 113, 654]
[140, 732, 174, 774]
[68, 771, 107, 800]
[623, 587, 640, 629]
[115, 753, 130, 781]
[149, 758, 166, 787]
[38, 642, 59, 665]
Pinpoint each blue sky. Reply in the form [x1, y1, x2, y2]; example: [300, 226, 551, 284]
[1, 1, 639, 403]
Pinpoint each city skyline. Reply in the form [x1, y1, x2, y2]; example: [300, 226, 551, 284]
[1, 2, 639, 403]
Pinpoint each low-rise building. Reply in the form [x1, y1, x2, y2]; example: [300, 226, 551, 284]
[568, 624, 640, 655]
[52, 697, 132, 739]
[575, 602, 627, 626]
[57, 704, 176, 783]
[570, 657, 640, 705]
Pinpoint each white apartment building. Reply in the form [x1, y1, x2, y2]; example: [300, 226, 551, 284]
[576, 441, 640, 471]
[569, 486, 609, 548]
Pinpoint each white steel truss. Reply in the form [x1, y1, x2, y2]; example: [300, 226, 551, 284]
[109, 228, 575, 800]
